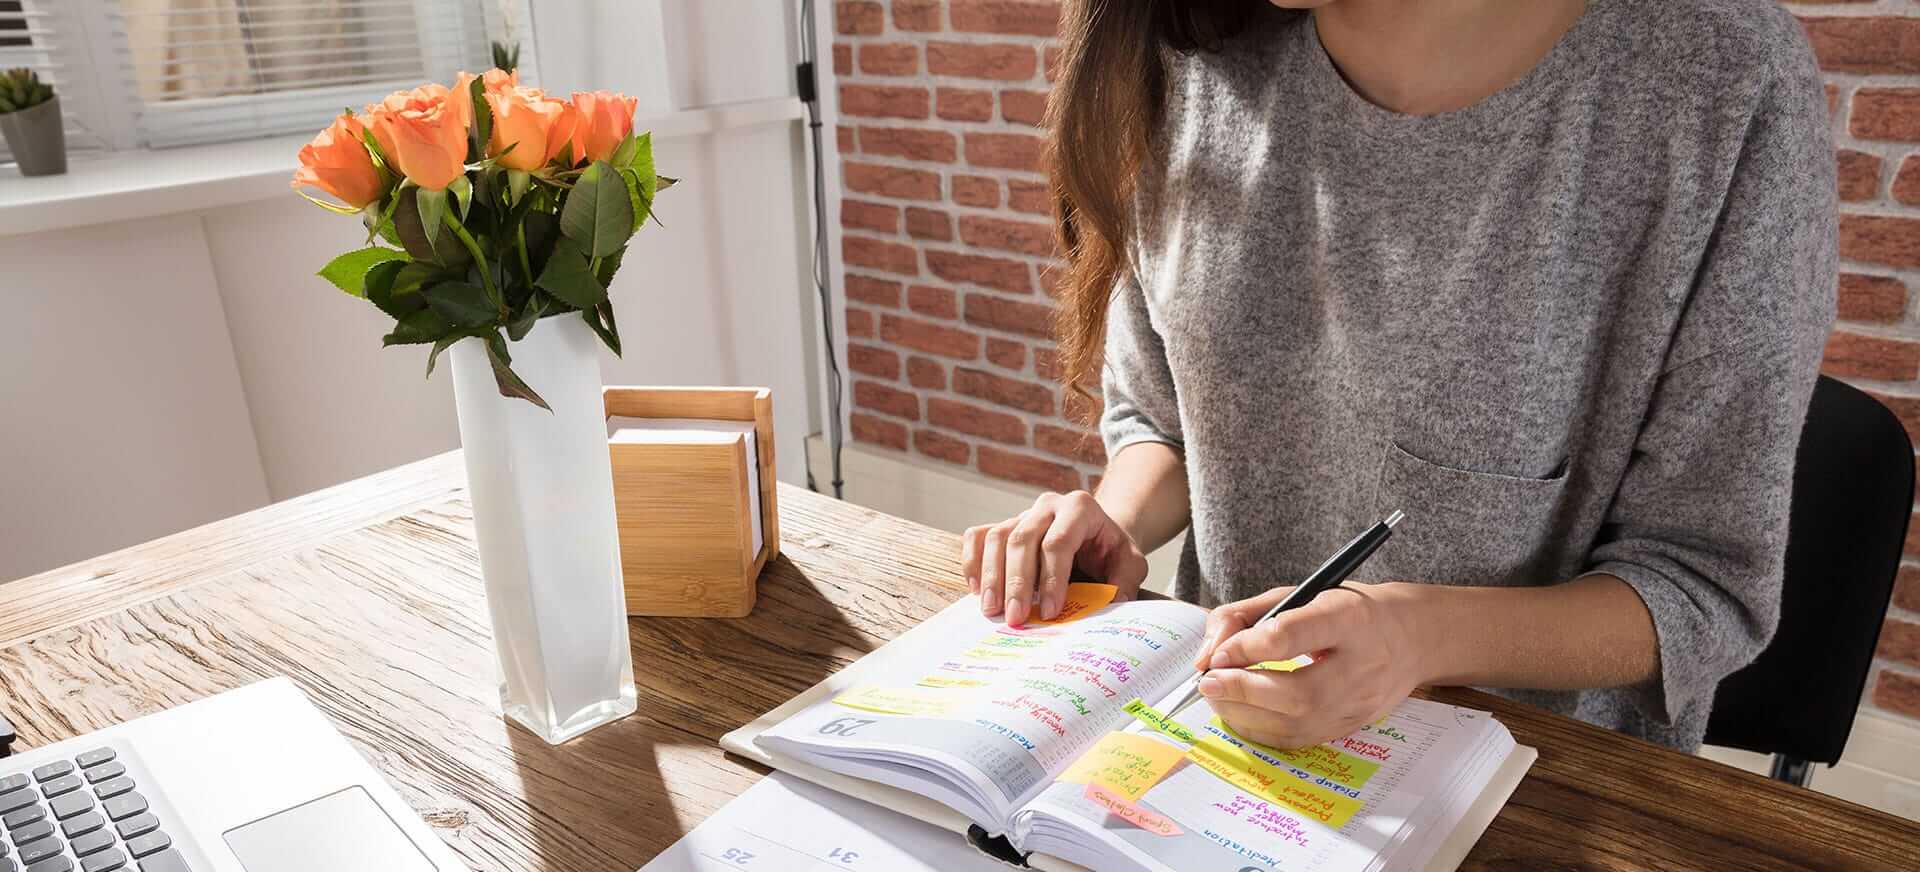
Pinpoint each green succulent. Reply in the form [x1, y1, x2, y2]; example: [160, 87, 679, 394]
[0, 68, 54, 115]
[490, 41, 520, 73]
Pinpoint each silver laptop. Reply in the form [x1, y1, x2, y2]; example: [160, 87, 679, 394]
[0, 679, 462, 872]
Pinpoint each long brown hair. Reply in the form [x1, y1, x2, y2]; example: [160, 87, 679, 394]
[1046, 0, 1255, 411]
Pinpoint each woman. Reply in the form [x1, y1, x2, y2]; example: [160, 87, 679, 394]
[959, 0, 1836, 752]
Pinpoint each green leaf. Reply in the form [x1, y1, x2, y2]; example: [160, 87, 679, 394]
[370, 262, 441, 319]
[584, 301, 621, 356]
[596, 245, 626, 286]
[317, 246, 407, 297]
[421, 281, 498, 327]
[467, 74, 492, 162]
[393, 187, 469, 267]
[610, 133, 639, 170]
[506, 292, 550, 341]
[363, 260, 407, 315]
[558, 160, 634, 258]
[485, 332, 550, 410]
[506, 169, 532, 204]
[448, 175, 473, 222]
[619, 167, 648, 236]
[535, 236, 607, 310]
[382, 308, 453, 346]
[425, 332, 469, 378]
[416, 187, 451, 247]
[629, 133, 656, 203]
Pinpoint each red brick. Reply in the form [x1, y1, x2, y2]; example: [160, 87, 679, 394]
[832, 44, 852, 76]
[1840, 215, 1920, 268]
[1880, 617, 1920, 668]
[1894, 155, 1920, 207]
[1008, 178, 1050, 214]
[843, 235, 920, 276]
[907, 355, 947, 389]
[841, 198, 900, 233]
[859, 43, 919, 76]
[960, 214, 1056, 256]
[952, 0, 1061, 37]
[1895, 565, 1920, 613]
[978, 445, 1081, 492]
[1001, 89, 1049, 126]
[854, 380, 920, 420]
[1044, 44, 1063, 83]
[837, 124, 857, 153]
[859, 127, 958, 162]
[928, 397, 1026, 444]
[845, 273, 902, 307]
[843, 161, 942, 200]
[1800, 17, 1920, 76]
[916, 428, 970, 464]
[1870, 390, 1920, 450]
[846, 307, 874, 338]
[907, 283, 958, 318]
[1838, 274, 1907, 323]
[882, 313, 981, 359]
[835, 0, 882, 35]
[894, 0, 942, 32]
[840, 84, 930, 119]
[966, 132, 1047, 172]
[1850, 88, 1920, 142]
[1907, 512, 1920, 559]
[1822, 330, 1920, 381]
[1873, 669, 1920, 719]
[1035, 422, 1105, 465]
[906, 207, 955, 241]
[927, 250, 1032, 293]
[1826, 83, 1840, 121]
[927, 41, 1037, 81]
[937, 87, 994, 122]
[1034, 346, 1060, 379]
[952, 174, 1001, 207]
[847, 343, 902, 379]
[965, 292, 1056, 339]
[851, 412, 909, 450]
[986, 337, 1027, 369]
[955, 366, 1055, 414]
[1837, 149, 1882, 202]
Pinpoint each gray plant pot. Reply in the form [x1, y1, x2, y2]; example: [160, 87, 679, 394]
[0, 96, 67, 177]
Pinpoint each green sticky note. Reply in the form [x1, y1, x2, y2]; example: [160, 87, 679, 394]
[1124, 698, 1197, 745]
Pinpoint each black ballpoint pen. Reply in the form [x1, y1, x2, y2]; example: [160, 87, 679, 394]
[1161, 509, 1406, 721]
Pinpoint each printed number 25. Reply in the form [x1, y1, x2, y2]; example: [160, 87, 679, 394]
[720, 848, 754, 865]
[818, 718, 875, 737]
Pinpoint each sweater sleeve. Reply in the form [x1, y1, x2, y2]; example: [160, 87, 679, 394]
[1586, 39, 1837, 727]
[1100, 276, 1186, 458]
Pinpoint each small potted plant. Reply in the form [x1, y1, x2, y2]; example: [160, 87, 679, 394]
[0, 68, 65, 176]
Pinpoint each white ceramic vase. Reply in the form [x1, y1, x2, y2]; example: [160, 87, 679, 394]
[447, 315, 636, 744]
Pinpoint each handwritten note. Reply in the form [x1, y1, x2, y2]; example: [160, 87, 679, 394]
[916, 675, 989, 689]
[1027, 583, 1118, 625]
[833, 686, 957, 718]
[1084, 783, 1183, 836]
[1056, 731, 1185, 801]
[1123, 698, 1197, 745]
[1211, 719, 1380, 788]
[1187, 735, 1365, 828]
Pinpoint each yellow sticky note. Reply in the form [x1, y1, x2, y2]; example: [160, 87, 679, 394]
[1249, 656, 1310, 672]
[917, 675, 989, 689]
[1188, 735, 1365, 828]
[1210, 718, 1380, 787]
[1027, 583, 1118, 625]
[1123, 698, 1197, 745]
[1084, 782, 1183, 836]
[833, 686, 957, 718]
[1057, 731, 1185, 802]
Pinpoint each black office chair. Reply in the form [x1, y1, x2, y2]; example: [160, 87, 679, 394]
[1704, 376, 1913, 785]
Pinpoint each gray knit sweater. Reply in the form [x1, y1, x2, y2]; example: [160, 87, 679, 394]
[1101, 0, 1836, 750]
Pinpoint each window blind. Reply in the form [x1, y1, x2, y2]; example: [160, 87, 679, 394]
[0, 1, 115, 160]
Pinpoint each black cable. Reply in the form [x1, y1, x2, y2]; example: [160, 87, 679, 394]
[798, 0, 845, 500]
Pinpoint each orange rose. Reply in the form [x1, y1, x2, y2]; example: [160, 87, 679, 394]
[486, 86, 577, 171]
[365, 84, 469, 191]
[452, 68, 519, 128]
[291, 112, 383, 209]
[569, 90, 638, 164]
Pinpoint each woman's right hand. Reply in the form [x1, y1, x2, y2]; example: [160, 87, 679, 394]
[960, 490, 1149, 627]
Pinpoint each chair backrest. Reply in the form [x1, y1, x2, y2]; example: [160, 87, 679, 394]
[1705, 376, 1913, 763]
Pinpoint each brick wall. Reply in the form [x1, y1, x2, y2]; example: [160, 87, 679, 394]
[830, 0, 1920, 723]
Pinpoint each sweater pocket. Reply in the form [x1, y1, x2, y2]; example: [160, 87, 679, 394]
[1370, 441, 1569, 587]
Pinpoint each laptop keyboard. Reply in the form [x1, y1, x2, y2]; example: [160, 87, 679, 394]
[0, 748, 190, 872]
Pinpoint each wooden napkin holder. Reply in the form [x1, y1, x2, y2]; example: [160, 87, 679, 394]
[603, 386, 778, 618]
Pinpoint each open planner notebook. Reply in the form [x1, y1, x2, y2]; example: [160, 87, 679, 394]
[722, 584, 1536, 872]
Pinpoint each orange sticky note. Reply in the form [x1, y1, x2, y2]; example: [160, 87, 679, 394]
[1085, 782, 1182, 836]
[1057, 731, 1185, 802]
[1028, 583, 1119, 625]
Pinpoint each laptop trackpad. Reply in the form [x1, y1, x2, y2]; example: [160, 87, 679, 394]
[224, 786, 437, 872]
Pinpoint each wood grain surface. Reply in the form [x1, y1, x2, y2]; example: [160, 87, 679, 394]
[0, 451, 1916, 870]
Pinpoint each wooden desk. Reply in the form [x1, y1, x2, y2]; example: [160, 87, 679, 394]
[1, 452, 1916, 870]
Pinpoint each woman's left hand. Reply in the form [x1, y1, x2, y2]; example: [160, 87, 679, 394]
[1195, 582, 1428, 749]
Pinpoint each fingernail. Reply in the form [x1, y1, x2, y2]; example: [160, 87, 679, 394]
[1042, 600, 1060, 620]
[1210, 650, 1233, 669]
[1198, 676, 1222, 697]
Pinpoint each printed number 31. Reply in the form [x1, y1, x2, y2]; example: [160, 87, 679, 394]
[829, 847, 860, 864]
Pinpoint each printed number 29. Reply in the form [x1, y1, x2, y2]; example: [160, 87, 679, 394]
[818, 718, 876, 737]
[720, 848, 754, 865]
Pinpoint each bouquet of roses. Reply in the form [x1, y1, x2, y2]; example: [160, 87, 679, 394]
[292, 69, 672, 408]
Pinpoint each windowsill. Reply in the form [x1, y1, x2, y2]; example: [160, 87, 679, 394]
[0, 96, 805, 238]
